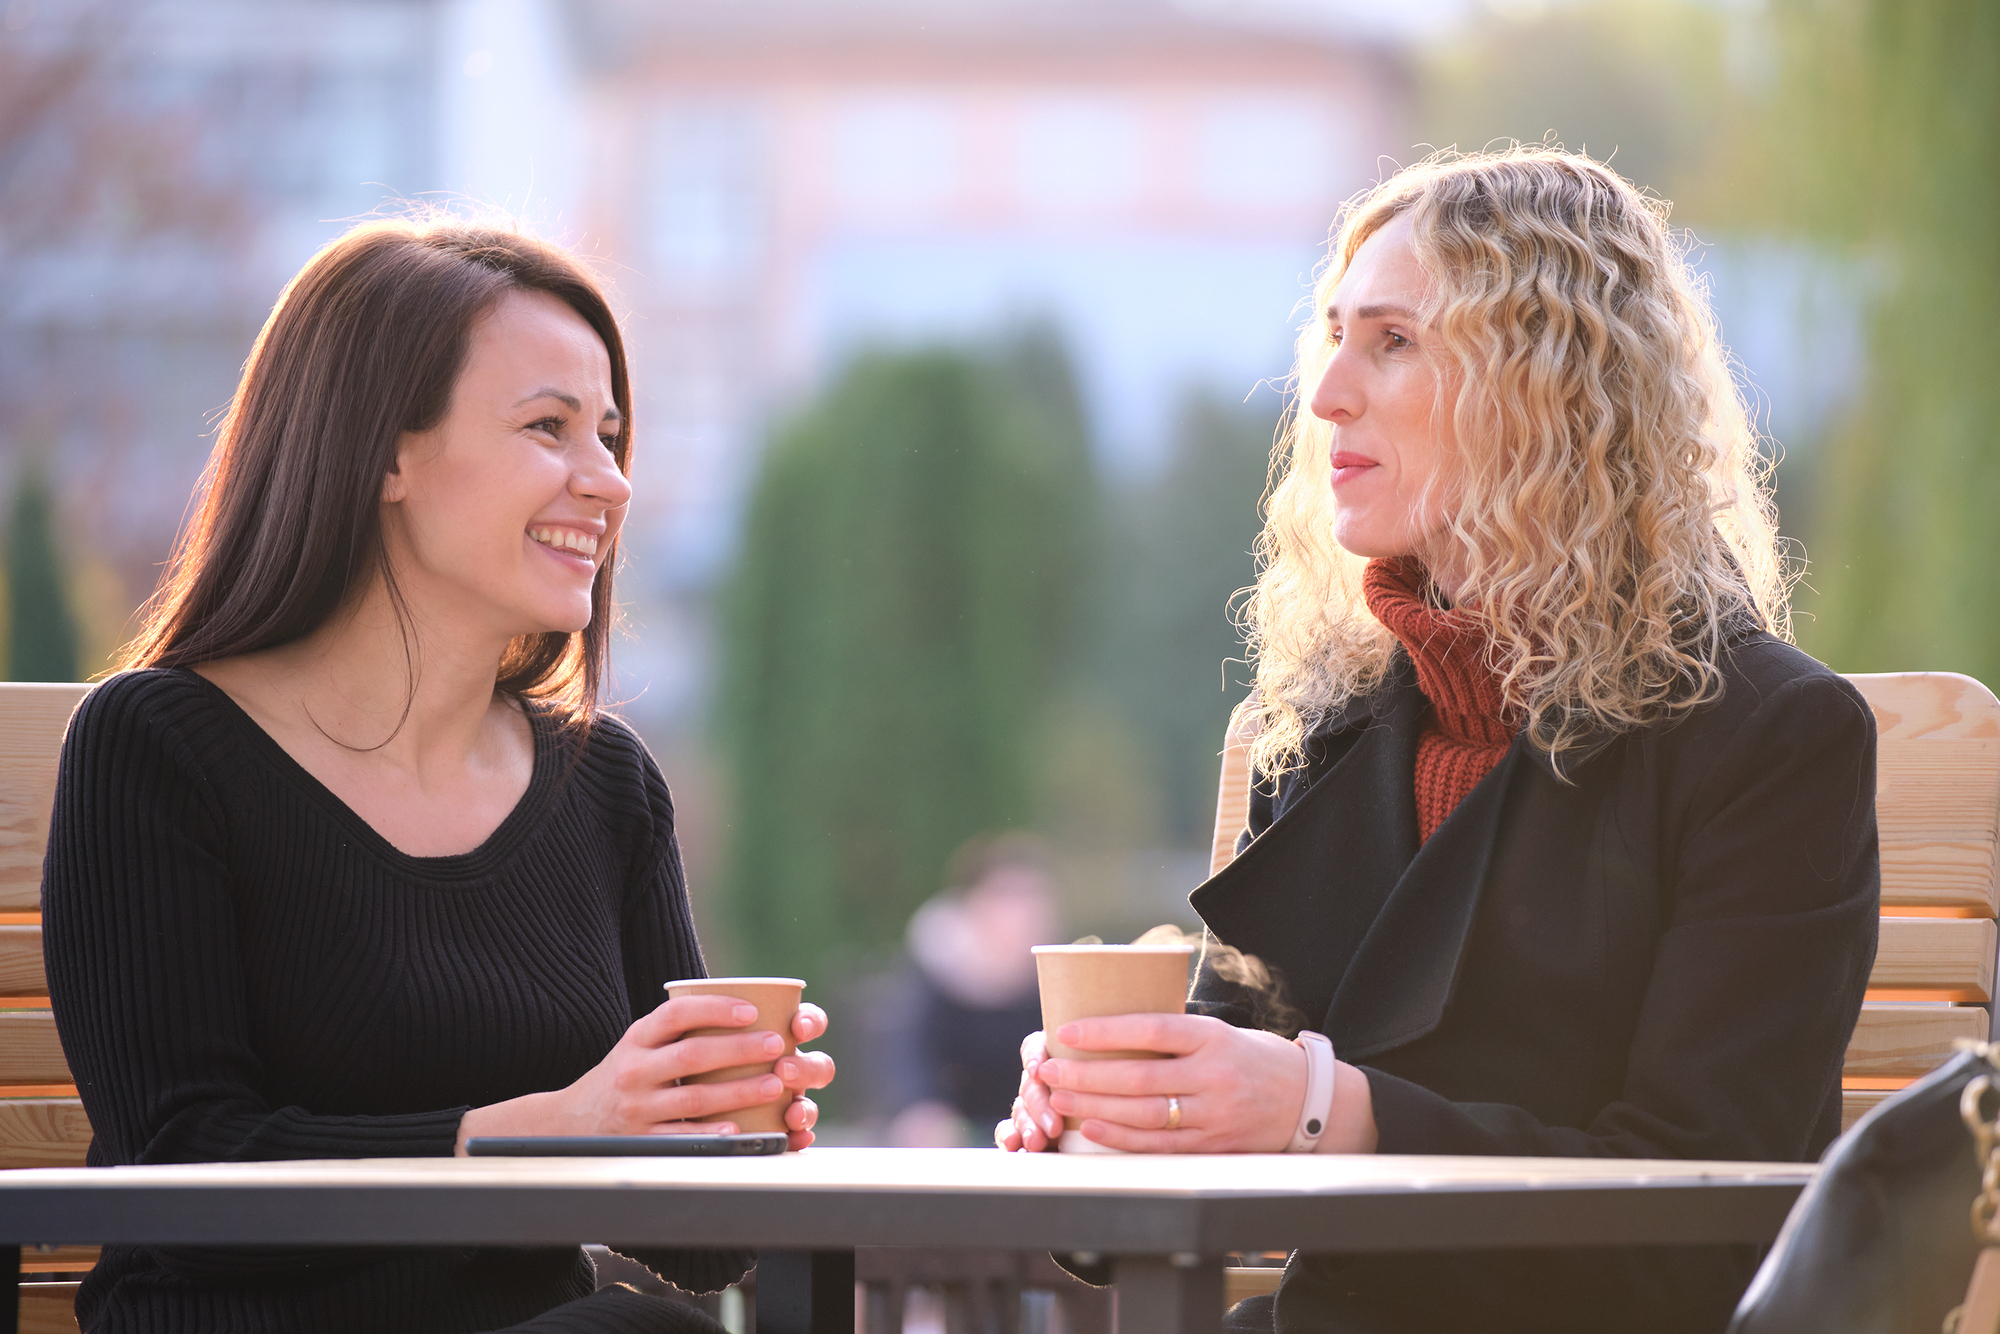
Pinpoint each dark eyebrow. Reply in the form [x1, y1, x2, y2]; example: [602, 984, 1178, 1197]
[515, 388, 622, 422]
[1325, 303, 1420, 324]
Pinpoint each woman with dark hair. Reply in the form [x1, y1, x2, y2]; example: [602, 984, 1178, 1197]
[42, 216, 833, 1334]
[999, 149, 1880, 1333]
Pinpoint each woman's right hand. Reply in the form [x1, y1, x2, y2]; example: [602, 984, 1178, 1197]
[455, 994, 822, 1152]
[995, 1029, 1062, 1152]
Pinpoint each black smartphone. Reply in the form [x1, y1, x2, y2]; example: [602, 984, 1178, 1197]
[465, 1133, 788, 1157]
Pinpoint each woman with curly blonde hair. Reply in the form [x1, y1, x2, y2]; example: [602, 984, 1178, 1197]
[1002, 149, 1880, 1333]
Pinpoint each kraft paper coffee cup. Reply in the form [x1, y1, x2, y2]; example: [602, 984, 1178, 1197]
[1031, 944, 1194, 1153]
[663, 976, 805, 1136]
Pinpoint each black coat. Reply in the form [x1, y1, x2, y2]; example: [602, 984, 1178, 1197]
[1190, 632, 1880, 1334]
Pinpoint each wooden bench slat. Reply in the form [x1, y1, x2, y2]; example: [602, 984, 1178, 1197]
[1857, 672, 2000, 914]
[0, 1011, 72, 1086]
[1881, 842, 2000, 914]
[1208, 710, 1257, 880]
[0, 672, 124, 1334]
[1871, 917, 1998, 1000]
[0, 683, 92, 913]
[1841, 1088, 1893, 1132]
[1843, 1003, 1988, 1078]
[22, 1246, 98, 1274]
[1225, 1266, 1286, 1306]
[0, 1097, 89, 1169]
[0, 924, 47, 997]
[1877, 735, 2000, 911]
[22, 1279, 82, 1334]
[1856, 671, 2000, 742]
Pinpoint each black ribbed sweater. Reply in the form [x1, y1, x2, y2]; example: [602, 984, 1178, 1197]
[42, 669, 746, 1334]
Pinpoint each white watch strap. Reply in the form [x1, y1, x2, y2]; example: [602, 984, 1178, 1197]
[1288, 1031, 1335, 1153]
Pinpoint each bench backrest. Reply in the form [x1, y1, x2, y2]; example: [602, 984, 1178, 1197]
[1207, 671, 2000, 1130]
[0, 683, 95, 1171]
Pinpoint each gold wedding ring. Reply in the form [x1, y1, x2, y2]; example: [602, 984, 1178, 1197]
[1165, 1096, 1182, 1131]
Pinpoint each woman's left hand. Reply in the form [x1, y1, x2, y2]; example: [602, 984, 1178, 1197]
[1032, 1012, 1374, 1154]
[778, 1003, 835, 1151]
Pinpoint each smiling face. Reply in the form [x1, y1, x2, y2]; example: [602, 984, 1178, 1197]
[379, 288, 631, 644]
[1310, 212, 1458, 578]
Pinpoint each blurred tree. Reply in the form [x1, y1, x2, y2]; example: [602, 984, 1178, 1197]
[1414, 0, 1752, 217]
[1094, 394, 1274, 847]
[1, 1, 251, 674]
[7, 467, 79, 682]
[718, 333, 1095, 980]
[1758, 0, 2000, 678]
[0, 3, 244, 265]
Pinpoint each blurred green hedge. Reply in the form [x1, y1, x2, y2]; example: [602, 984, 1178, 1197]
[1769, 0, 2000, 679]
[717, 334, 1095, 980]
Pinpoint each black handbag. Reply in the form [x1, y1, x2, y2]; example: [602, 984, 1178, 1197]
[1727, 1045, 1991, 1334]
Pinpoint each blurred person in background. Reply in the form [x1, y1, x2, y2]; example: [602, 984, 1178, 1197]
[1001, 149, 1878, 1334]
[42, 215, 834, 1334]
[881, 833, 1059, 1147]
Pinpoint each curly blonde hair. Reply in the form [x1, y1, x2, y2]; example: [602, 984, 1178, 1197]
[1241, 148, 1788, 778]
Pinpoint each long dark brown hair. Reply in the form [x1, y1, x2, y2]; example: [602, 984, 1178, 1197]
[118, 215, 633, 727]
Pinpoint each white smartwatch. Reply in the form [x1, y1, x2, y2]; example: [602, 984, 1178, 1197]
[1288, 1030, 1336, 1153]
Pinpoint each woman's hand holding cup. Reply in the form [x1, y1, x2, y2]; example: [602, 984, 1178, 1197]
[998, 939, 1196, 1153]
[998, 1013, 1378, 1154]
[1032, 1012, 1304, 1152]
[662, 978, 832, 1149]
[775, 1003, 834, 1148]
[997, 1029, 1060, 1152]
[454, 991, 835, 1153]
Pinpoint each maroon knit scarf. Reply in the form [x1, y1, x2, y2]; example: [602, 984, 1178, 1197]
[1361, 557, 1520, 843]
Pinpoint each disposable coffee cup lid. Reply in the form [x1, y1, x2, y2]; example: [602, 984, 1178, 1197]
[663, 977, 807, 989]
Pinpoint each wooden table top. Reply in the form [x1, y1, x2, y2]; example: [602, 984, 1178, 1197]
[0, 1148, 1816, 1256]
